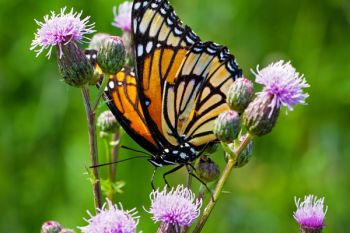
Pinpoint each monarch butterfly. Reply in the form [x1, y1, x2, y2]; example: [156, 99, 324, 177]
[97, 0, 242, 182]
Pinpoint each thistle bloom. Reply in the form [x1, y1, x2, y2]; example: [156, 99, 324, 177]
[79, 199, 139, 233]
[294, 195, 327, 230]
[31, 7, 95, 58]
[112, 1, 133, 31]
[148, 185, 202, 231]
[252, 60, 309, 116]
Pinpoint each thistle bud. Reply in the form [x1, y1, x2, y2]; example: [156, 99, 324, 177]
[56, 42, 94, 87]
[196, 157, 220, 183]
[213, 110, 240, 143]
[41, 221, 62, 233]
[97, 36, 125, 75]
[204, 143, 219, 155]
[227, 77, 254, 113]
[234, 136, 253, 168]
[97, 111, 119, 134]
[243, 95, 280, 137]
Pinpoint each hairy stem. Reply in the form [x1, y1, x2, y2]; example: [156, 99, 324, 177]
[82, 85, 102, 209]
[110, 131, 120, 184]
[192, 134, 253, 233]
[103, 138, 114, 201]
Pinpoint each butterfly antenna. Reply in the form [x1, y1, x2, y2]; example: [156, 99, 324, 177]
[120, 145, 153, 156]
[89, 156, 149, 168]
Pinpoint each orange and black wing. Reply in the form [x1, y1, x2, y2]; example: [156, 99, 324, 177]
[161, 42, 242, 149]
[132, 0, 200, 147]
[99, 67, 158, 154]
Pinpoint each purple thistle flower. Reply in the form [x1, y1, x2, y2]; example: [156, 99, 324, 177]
[148, 185, 202, 231]
[79, 199, 139, 233]
[31, 7, 95, 58]
[252, 60, 310, 117]
[112, 1, 133, 32]
[294, 195, 327, 230]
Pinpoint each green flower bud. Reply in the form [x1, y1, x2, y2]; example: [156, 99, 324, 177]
[97, 111, 119, 134]
[196, 157, 220, 183]
[234, 136, 253, 168]
[204, 143, 219, 155]
[41, 221, 62, 233]
[227, 77, 254, 113]
[213, 110, 241, 143]
[57, 42, 94, 87]
[97, 36, 125, 75]
[243, 94, 280, 136]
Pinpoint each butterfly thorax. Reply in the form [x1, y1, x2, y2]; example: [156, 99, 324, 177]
[149, 142, 197, 167]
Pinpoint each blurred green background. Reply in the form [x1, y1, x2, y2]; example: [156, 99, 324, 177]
[1, 0, 349, 232]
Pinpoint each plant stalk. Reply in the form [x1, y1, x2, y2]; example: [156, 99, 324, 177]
[110, 131, 120, 184]
[81, 85, 103, 209]
[192, 134, 253, 233]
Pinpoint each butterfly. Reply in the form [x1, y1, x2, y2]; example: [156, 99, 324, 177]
[96, 0, 242, 182]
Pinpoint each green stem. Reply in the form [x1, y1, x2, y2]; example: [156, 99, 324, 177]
[81, 85, 103, 209]
[110, 131, 120, 184]
[93, 74, 109, 111]
[103, 138, 114, 201]
[192, 134, 253, 233]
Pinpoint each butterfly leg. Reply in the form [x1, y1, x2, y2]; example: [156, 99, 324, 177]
[185, 164, 214, 201]
[150, 167, 157, 190]
[162, 164, 185, 187]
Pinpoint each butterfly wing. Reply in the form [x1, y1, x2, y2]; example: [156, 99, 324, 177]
[132, 0, 200, 147]
[98, 67, 158, 154]
[162, 42, 242, 149]
[132, 0, 242, 150]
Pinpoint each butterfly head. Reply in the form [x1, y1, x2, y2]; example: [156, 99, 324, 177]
[149, 142, 197, 167]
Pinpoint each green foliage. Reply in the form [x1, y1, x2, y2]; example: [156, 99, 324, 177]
[0, 0, 349, 232]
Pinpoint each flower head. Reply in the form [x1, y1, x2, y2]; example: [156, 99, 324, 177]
[148, 185, 202, 231]
[41, 221, 62, 233]
[213, 110, 241, 143]
[79, 199, 139, 233]
[97, 110, 119, 134]
[112, 1, 133, 32]
[227, 77, 255, 113]
[31, 7, 95, 58]
[252, 60, 309, 116]
[294, 195, 327, 230]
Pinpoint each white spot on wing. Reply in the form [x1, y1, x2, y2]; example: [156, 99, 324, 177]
[133, 19, 138, 33]
[166, 17, 173, 25]
[207, 47, 216, 54]
[134, 2, 141, 10]
[146, 41, 153, 53]
[160, 7, 166, 15]
[227, 61, 235, 72]
[109, 81, 115, 89]
[186, 35, 195, 44]
[174, 27, 182, 35]
[137, 44, 144, 57]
